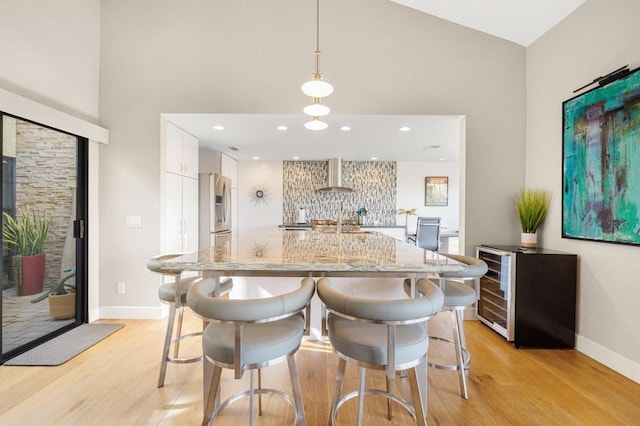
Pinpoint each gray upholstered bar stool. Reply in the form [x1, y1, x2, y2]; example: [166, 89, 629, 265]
[147, 253, 232, 388]
[405, 253, 487, 399]
[318, 277, 444, 426]
[187, 276, 315, 426]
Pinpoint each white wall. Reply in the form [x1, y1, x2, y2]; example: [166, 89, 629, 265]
[237, 161, 284, 233]
[396, 161, 460, 234]
[0, 0, 101, 123]
[0, 0, 103, 321]
[527, 0, 640, 382]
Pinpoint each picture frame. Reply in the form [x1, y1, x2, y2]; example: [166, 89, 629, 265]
[425, 176, 448, 206]
[562, 67, 640, 246]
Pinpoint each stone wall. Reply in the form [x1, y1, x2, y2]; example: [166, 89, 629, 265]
[282, 161, 397, 225]
[14, 119, 76, 290]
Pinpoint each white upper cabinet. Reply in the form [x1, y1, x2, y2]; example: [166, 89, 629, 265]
[166, 121, 199, 179]
[181, 131, 199, 179]
[163, 120, 199, 253]
[220, 153, 238, 188]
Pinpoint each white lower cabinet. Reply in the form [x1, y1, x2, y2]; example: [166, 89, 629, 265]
[164, 172, 198, 253]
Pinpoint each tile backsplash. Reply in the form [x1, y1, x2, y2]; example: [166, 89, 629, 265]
[283, 160, 397, 225]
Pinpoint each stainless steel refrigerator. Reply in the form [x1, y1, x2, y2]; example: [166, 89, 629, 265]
[199, 173, 232, 249]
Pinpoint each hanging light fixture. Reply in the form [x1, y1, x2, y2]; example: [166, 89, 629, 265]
[302, 0, 333, 100]
[303, 98, 330, 117]
[304, 117, 329, 131]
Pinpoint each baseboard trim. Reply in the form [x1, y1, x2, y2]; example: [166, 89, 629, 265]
[98, 306, 163, 320]
[576, 334, 640, 384]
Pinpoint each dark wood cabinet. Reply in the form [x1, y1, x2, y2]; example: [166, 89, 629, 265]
[476, 245, 577, 348]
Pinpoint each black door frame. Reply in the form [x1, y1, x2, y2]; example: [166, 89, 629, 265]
[0, 112, 89, 362]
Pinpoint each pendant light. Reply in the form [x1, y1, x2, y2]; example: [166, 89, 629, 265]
[302, 0, 332, 131]
[304, 117, 329, 131]
[303, 98, 330, 117]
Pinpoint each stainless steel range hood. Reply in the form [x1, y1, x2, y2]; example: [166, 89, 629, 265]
[318, 158, 353, 192]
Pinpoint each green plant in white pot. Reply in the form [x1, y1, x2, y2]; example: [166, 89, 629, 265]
[515, 189, 551, 248]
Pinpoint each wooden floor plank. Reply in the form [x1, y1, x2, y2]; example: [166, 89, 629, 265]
[1, 311, 639, 425]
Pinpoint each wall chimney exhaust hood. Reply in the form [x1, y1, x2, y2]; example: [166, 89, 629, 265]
[318, 158, 353, 192]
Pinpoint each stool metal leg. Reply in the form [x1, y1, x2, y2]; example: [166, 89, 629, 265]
[386, 376, 393, 420]
[408, 367, 427, 426]
[204, 364, 222, 426]
[357, 367, 366, 426]
[287, 355, 307, 426]
[158, 302, 177, 388]
[330, 358, 346, 426]
[174, 305, 185, 358]
[249, 370, 255, 426]
[452, 309, 468, 399]
[258, 368, 263, 416]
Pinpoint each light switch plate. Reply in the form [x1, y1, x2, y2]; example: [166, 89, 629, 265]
[125, 215, 142, 228]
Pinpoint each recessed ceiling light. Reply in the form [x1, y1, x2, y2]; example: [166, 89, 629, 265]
[399, 126, 411, 132]
[292, 156, 300, 160]
[213, 125, 224, 130]
[370, 156, 378, 160]
[252, 156, 260, 160]
[340, 126, 351, 131]
[439, 158, 446, 161]
[277, 125, 288, 131]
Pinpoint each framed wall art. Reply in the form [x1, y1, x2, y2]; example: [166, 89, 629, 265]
[562, 67, 640, 246]
[425, 176, 448, 206]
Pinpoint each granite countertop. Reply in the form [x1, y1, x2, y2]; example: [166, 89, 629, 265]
[158, 229, 464, 275]
[279, 223, 404, 229]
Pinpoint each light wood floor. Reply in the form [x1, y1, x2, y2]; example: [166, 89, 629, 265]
[1, 310, 639, 425]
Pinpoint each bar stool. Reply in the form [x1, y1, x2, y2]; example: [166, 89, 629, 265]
[318, 277, 444, 426]
[404, 253, 487, 399]
[147, 253, 232, 388]
[187, 276, 315, 425]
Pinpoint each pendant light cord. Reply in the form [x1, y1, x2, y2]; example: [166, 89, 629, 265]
[314, 0, 320, 78]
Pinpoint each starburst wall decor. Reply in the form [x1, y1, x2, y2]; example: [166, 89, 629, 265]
[248, 183, 271, 207]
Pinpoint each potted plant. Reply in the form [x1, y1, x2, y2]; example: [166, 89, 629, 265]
[31, 266, 76, 319]
[356, 207, 368, 225]
[515, 188, 551, 248]
[2, 208, 49, 296]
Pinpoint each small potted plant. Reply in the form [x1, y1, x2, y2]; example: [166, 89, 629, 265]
[31, 266, 76, 319]
[515, 188, 551, 248]
[356, 207, 368, 225]
[2, 208, 49, 296]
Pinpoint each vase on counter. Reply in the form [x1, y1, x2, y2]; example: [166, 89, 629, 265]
[521, 232, 537, 248]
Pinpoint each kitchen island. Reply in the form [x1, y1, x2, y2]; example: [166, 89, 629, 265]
[154, 229, 467, 414]
[158, 228, 465, 277]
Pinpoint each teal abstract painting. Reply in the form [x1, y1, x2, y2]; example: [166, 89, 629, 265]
[563, 68, 640, 245]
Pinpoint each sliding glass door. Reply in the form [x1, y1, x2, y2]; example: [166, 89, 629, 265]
[1, 113, 88, 361]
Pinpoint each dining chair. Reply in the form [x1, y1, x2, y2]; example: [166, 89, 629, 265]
[147, 253, 232, 388]
[187, 276, 315, 425]
[416, 221, 441, 251]
[317, 277, 444, 426]
[404, 253, 488, 399]
[407, 216, 441, 244]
